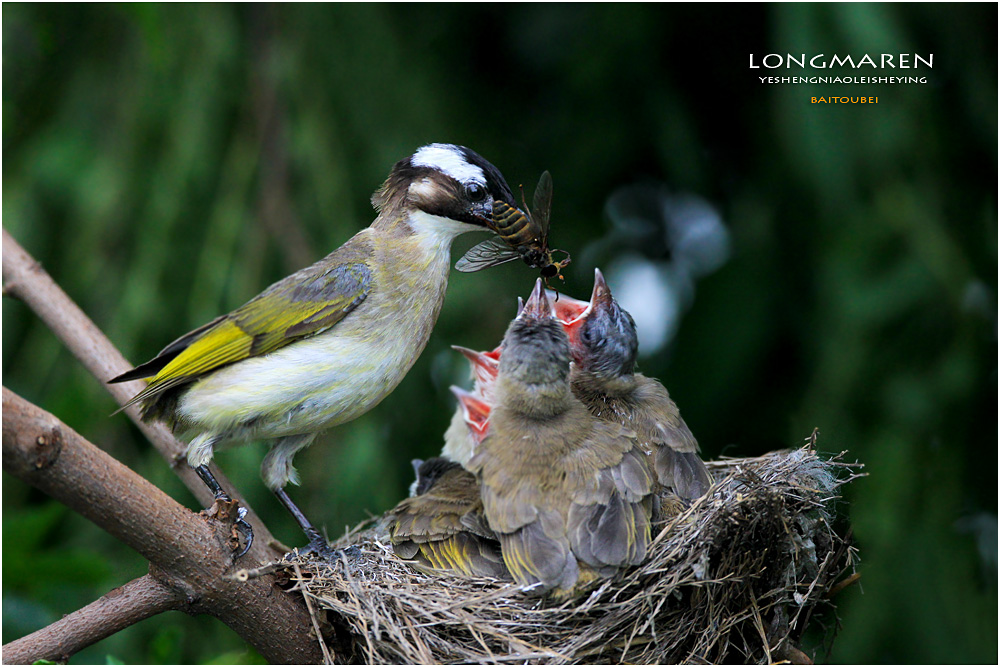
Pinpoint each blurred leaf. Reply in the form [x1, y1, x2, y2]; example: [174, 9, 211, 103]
[204, 648, 268, 665]
[150, 624, 183, 664]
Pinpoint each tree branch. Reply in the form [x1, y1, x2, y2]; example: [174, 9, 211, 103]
[1, 228, 278, 556]
[2, 575, 183, 664]
[2, 387, 324, 664]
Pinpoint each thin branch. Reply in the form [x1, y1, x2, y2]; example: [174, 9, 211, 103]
[1, 387, 323, 664]
[1, 228, 278, 556]
[2, 575, 182, 665]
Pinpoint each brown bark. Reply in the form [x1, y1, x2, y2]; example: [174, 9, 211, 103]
[1, 387, 325, 664]
[1, 228, 279, 557]
[2, 575, 182, 665]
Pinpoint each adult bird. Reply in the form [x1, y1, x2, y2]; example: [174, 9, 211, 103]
[111, 143, 522, 557]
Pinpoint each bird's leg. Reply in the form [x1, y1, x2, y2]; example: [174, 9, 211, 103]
[194, 463, 228, 499]
[261, 433, 339, 558]
[193, 463, 254, 558]
[272, 487, 336, 558]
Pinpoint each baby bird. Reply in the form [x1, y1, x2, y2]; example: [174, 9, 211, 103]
[388, 457, 508, 579]
[469, 279, 655, 597]
[554, 269, 712, 501]
[441, 346, 498, 466]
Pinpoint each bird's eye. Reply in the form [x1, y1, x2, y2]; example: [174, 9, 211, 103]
[465, 183, 487, 202]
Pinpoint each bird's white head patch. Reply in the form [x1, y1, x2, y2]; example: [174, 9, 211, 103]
[412, 143, 487, 186]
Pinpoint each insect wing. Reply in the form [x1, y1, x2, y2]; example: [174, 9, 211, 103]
[455, 237, 523, 273]
[532, 170, 553, 236]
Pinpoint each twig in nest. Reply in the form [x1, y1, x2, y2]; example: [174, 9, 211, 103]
[292, 561, 335, 664]
[824, 572, 862, 599]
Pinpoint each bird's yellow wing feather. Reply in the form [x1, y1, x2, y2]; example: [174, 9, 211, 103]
[114, 248, 373, 409]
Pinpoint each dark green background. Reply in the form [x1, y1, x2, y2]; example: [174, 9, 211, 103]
[3, 3, 996, 664]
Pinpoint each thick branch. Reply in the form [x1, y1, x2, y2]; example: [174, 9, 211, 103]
[1, 228, 277, 555]
[2, 387, 324, 664]
[2, 575, 182, 664]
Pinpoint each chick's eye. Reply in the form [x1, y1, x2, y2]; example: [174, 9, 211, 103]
[465, 183, 487, 202]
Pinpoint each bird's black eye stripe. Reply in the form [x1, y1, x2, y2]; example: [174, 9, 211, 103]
[465, 182, 487, 202]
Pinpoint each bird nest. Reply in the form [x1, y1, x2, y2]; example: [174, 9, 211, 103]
[270, 438, 862, 664]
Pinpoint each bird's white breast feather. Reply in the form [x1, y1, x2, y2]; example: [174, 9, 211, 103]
[176, 209, 478, 441]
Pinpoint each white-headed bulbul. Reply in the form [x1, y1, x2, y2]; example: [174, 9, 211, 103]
[110, 143, 522, 556]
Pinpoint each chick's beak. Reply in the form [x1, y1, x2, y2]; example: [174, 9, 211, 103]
[590, 268, 615, 312]
[449, 386, 491, 443]
[557, 268, 616, 351]
[451, 345, 500, 382]
[450, 386, 491, 423]
[518, 278, 553, 320]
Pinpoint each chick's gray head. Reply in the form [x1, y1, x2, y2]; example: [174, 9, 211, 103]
[566, 268, 639, 379]
[499, 279, 572, 387]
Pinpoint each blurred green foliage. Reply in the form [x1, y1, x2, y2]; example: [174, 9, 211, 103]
[3, 4, 996, 664]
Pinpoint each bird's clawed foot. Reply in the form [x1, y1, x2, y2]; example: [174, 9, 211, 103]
[232, 506, 254, 558]
[196, 464, 254, 558]
[302, 526, 335, 558]
[271, 487, 359, 562]
[203, 494, 255, 559]
[281, 526, 353, 562]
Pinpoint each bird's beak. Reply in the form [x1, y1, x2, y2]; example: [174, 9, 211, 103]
[449, 385, 491, 443]
[559, 268, 615, 348]
[589, 268, 615, 312]
[451, 345, 500, 383]
[518, 278, 553, 320]
[468, 198, 497, 227]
